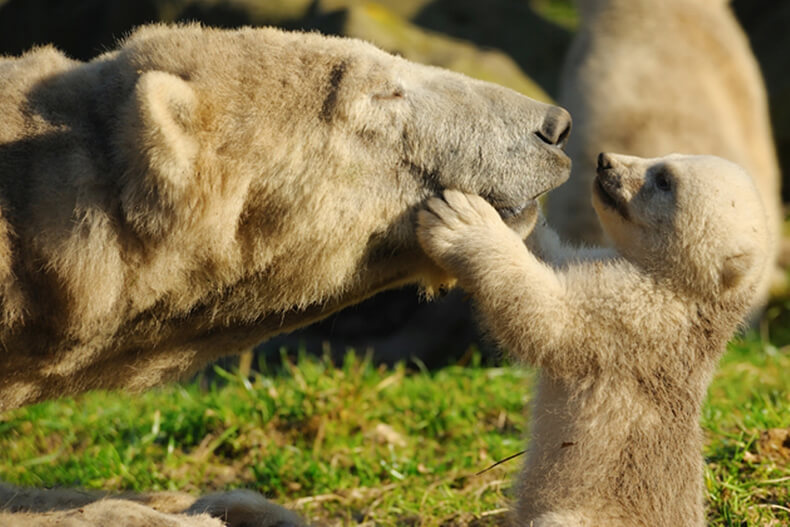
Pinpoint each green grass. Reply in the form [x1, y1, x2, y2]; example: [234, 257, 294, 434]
[703, 337, 790, 526]
[529, 0, 579, 30]
[1, 338, 788, 525]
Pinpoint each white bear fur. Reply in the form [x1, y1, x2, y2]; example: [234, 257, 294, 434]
[418, 153, 769, 526]
[546, 0, 780, 306]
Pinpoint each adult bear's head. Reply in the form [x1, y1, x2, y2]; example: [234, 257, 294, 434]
[111, 24, 571, 327]
[0, 24, 571, 406]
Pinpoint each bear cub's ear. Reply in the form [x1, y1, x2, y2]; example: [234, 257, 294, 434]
[119, 71, 199, 238]
[720, 251, 754, 291]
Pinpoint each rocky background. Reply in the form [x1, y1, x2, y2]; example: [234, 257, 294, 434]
[0, 0, 786, 366]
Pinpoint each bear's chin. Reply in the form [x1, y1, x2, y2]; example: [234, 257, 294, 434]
[496, 203, 529, 219]
[487, 190, 546, 221]
[593, 177, 630, 221]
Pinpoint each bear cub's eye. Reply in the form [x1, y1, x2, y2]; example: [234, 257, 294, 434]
[654, 171, 672, 192]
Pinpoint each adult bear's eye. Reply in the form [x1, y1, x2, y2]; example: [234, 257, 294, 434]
[655, 171, 672, 192]
[372, 86, 405, 101]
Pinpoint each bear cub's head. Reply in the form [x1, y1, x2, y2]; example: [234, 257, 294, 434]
[591, 153, 769, 301]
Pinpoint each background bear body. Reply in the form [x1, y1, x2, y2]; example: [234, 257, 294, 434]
[546, 0, 780, 277]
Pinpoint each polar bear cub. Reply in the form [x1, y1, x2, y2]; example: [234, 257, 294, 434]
[417, 153, 769, 526]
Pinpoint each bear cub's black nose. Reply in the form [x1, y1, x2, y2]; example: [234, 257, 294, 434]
[597, 152, 614, 171]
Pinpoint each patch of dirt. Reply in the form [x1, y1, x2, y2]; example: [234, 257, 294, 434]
[757, 428, 790, 463]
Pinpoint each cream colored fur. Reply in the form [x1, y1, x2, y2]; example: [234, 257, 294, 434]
[0, 23, 571, 411]
[0, 502, 222, 527]
[0, 484, 302, 527]
[418, 154, 769, 526]
[0, 23, 574, 526]
[546, 0, 781, 302]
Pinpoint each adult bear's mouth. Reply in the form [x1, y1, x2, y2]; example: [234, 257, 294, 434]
[492, 201, 529, 219]
[482, 173, 564, 219]
[486, 192, 546, 219]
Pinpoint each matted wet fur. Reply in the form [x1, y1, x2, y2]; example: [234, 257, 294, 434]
[0, 23, 572, 526]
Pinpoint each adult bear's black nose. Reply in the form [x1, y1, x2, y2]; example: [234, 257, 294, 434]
[536, 107, 572, 148]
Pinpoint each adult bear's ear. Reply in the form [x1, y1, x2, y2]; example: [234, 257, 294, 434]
[720, 251, 753, 291]
[118, 71, 198, 238]
[132, 71, 198, 182]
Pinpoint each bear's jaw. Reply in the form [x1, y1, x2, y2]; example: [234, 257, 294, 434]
[593, 173, 630, 221]
[404, 160, 556, 222]
[491, 201, 529, 219]
[484, 185, 557, 220]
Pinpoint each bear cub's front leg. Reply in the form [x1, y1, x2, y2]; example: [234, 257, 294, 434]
[417, 190, 538, 284]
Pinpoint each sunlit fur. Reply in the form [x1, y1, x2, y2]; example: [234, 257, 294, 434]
[547, 0, 781, 307]
[0, 23, 570, 411]
[418, 154, 769, 526]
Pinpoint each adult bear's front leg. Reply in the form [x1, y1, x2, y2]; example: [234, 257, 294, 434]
[186, 490, 308, 526]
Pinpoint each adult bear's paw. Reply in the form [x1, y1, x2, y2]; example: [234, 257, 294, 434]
[186, 490, 307, 527]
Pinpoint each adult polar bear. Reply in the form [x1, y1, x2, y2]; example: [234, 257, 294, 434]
[547, 0, 781, 264]
[0, 23, 570, 410]
[0, 23, 570, 526]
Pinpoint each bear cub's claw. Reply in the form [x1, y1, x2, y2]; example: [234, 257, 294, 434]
[417, 190, 537, 273]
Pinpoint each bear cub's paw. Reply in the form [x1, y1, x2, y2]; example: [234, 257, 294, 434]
[417, 190, 536, 275]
